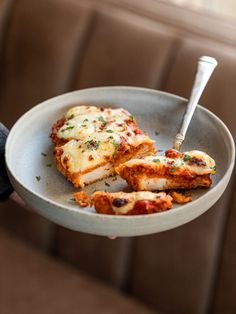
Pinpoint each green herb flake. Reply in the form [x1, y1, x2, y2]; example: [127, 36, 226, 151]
[183, 154, 191, 161]
[83, 118, 89, 122]
[85, 139, 100, 150]
[106, 129, 114, 133]
[70, 198, 76, 202]
[68, 114, 74, 120]
[46, 163, 52, 167]
[112, 140, 119, 148]
[98, 116, 107, 126]
[36, 176, 41, 181]
[211, 165, 217, 171]
[61, 125, 74, 132]
[170, 165, 177, 173]
[41, 152, 47, 157]
[153, 158, 160, 163]
[81, 124, 87, 128]
[129, 115, 134, 121]
[105, 182, 110, 187]
[98, 116, 106, 122]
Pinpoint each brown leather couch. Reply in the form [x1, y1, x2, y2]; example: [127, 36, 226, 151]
[1, 0, 236, 313]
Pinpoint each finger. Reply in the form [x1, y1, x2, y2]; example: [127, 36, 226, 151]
[10, 191, 32, 211]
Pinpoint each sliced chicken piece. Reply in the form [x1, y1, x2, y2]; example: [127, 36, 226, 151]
[90, 191, 173, 215]
[116, 149, 216, 191]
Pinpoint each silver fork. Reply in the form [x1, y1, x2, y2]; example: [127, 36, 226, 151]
[173, 56, 218, 151]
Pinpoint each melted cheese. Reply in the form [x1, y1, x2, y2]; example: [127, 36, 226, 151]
[112, 191, 162, 214]
[58, 106, 153, 173]
[58, 106, 133, 141]
[122, 150, 216, 175]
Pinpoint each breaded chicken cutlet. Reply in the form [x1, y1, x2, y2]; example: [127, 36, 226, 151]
[116, 149, 216, 191]
[51, 106, 155, 188]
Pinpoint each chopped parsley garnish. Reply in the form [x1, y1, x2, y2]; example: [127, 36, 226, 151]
[83, 118, 89, 122]
[183, 154, 191, 161]
[85, 139, 100, 150]
[129, 115, 134, 121]
[211, 165, 216, 171]
[46, 163, 52, 167]
[155, 131, 160, 136]
[112, 140, 119, 148]
[70, 198, 76, 202]
[41, 152, 47, 157]
[98, 116, 107, 126]
[170, 165, 177, 173]
[105, 182, 110, 187]
[81, 124, 87, 127]
[98, 116, 106, 122]
[36, 176, 41, 181]
[106, 129, 114, 133]
[108, 136, 114, 140]
[68, 114, 74, 120]
[153, 158, 160, 163]
[81, 150, 85, 153]
[61, 125, 74, 132]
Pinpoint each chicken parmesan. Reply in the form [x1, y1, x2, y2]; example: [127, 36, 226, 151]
[77, 191, 173, 215]
[116, 149, 216, 191]
[51, 106, 155, 188]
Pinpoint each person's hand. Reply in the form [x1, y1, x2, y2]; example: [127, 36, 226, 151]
[10, 191, 31, 211]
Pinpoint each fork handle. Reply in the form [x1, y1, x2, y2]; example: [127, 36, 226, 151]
[173, 56, 218, 151]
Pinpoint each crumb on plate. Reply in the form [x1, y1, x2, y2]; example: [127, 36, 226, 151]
[73, 191, 91, 207]
[169, 190, 192, 204]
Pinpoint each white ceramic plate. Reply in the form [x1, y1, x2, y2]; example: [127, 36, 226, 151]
[5, 87, 235, 236]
